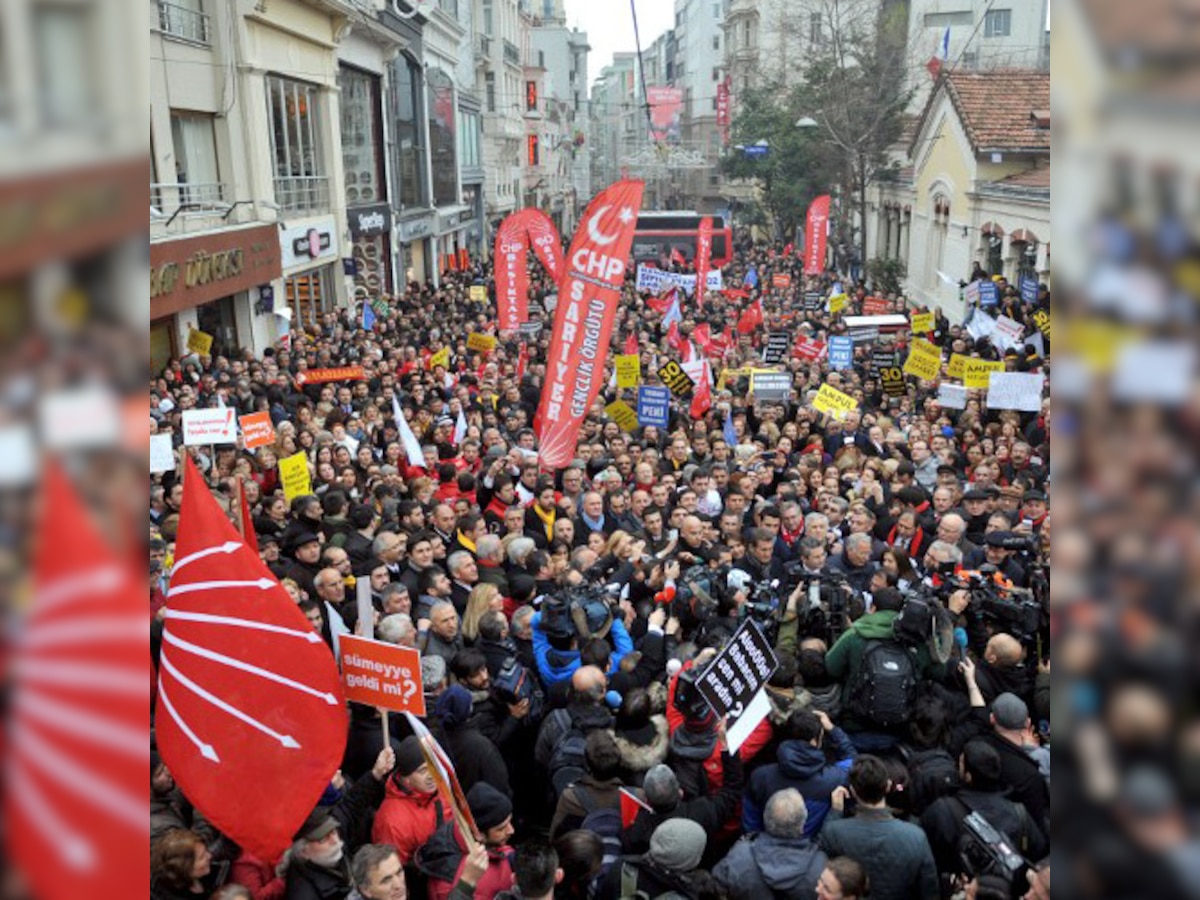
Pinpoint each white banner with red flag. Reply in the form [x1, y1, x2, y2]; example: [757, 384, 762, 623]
[804, 194, 831, 275]
[156, 456, 348, 861]
[536, 179, 645, 468]
[494, 208, 565, 331]
[695, 216, 712, 309]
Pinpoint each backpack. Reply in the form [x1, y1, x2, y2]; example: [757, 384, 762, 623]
[618, 860, 695, 900]
[851, 639, 917, 727]
[547, 709, 589, 796]
[906, 748, 961, 813]
[578, 788, 623, 877]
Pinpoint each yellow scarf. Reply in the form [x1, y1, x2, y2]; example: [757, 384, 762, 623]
[532, 503, 556, 542]
[456, 530, 477, 554]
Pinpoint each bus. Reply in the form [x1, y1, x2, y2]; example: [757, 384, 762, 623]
[632, 211, 733, 268]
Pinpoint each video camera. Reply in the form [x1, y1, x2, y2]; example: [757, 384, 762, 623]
[782, 563, 856, 645]
[958, 810, 1031, 898]
[943, 567, 1046, 653]
[540, 583, 614, 642]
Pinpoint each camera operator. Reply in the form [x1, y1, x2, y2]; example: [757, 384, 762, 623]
[963, 532, 1029, 588]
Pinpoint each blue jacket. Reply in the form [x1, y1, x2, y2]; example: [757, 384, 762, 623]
[742, 729, 856, 835]
[530, 611, 633, 687]
[713, 832, 826, 900]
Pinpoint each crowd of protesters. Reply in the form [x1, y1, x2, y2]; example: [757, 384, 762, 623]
[150, 231, 1051, 900]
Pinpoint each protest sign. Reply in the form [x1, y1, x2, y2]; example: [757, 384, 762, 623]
[340, 635, 426, 716]
[750, 372, 792, 402]
[466, 332, 497, 353]
[658, 360, 696, 397]
[978, 281, 999, 307]
[828, 293, 848, 315]
[635, 265, 722, 295]
[911, 312, 935, 333]
[937, 383, 968, 409]
[694, 619, 778, 754]
[991, 316, 1026, 351]
[771, 273, 791, 289]
[879, 366, 907, 398]
[605, 400, 639, 432]
[948, 353, 968, 380]
[963, 281, 981, 307]
[792, 336, 827, 361]
[636, 386, 671, 427]
[963, 358, 1005, 389]
[1031, 308, 1051, 340]
[186, 329, 214, 356]
[295, 366, 366, 385]
[762, 333, 790, 364]
[517, 321, 544, 336]
[802, 290, 823, 311]
[1020, 277, 1039, 304]
[182, 408, 237, 446]
[862, 296, 891, 315]
[427, 347, 451, 370]
[239, 412, 275, 449]
[615, 354, 641, 387]
[828, 336, 854, 370]
[965, 312, 996, 342]
[871, 347, 899, 375]
[150, 433, 176, 474]
[986, 372, 1045, 412]
[903, 339, 942, 381]
[812, 383, 858, 418]
[279, 451, 313, 501]
[469, 284, 487, 302]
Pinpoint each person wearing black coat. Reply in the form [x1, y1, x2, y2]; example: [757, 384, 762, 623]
[432, 684, 512, 798]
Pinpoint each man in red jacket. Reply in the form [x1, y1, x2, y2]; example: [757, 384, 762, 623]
[421, 782, 516, 900]
[372, 737, 446, 867]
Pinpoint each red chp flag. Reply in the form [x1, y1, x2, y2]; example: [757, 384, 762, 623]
[524, 208, 566, 284]
[156, 457, 348, 861]
[536, 179, 644, 468]
[695, 217, 713, 308]
[737, 298, 764, 334]
[494, 213, 531, 331]
[9, 463, 149, 900]
[804, 194, 832, 275]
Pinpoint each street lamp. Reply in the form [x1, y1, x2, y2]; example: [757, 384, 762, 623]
[795, 117, 819, 128]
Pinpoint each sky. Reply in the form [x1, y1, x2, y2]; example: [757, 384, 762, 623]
[563, 0, 676, 88]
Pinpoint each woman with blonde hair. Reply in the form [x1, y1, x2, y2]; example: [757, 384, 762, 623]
[461, 583, 503, 644]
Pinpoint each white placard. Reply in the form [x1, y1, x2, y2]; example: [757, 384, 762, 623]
[635, 265, 724, 295]
[965, 312, 996, 341]
[0, 424, 37, 486]
[986, 372, 1045, 412]
[150, 433, 177, 473]
[182, 407, 238, 445]
[39, 385, 121, 449]
[725, 688, 772, 755]
[937, 383, 968, 409]
[991, 315, 1026, 351]
[1027, 331, 1045, 358]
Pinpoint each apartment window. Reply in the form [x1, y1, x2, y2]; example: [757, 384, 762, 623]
[267, 75, 328, 212]
[158, 0, 211, 44]
[339, 66, 385, 205]
[426, 68, 458, 206]
[923, 11, 973, 29]
[984, 9, 1011, 37]
[809, 12, 823, 43]
[458, 110, 481, 168]
[170, 111, 221, 203]
[33, 4, 96, 126]
[389, 56, 428, 208]
[482, 1, 493, 35]
[713, 3, 720, 18]
[538, 50, 545, 68]
[712, 67, 720, 81]
[438, 0, 458, 18]
[484, 73, 496, 112]
[712, 35, 720, 51]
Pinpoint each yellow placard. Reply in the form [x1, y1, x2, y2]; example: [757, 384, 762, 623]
[187, 329, 214, 356]
[1031, 308, 1051, 340]
[812, 383, 859, 419]
[279, 451, 313, 502]
[428, 347, 451, 369]
[962, 358, 1005, 389]
[903, 339, 942, 381]
[467, 332, 497, 353]
[605, 400, 639, 432]
[469, 285, 487, 302]
[948, 353, 967, 380]
[829, 293, 848, 314]
[615, 354, 641, 388]
[911, 312, 935, 333]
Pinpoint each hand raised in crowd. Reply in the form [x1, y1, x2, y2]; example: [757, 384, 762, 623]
[371, 745, 396, 781]
[460, 840, 490, 886]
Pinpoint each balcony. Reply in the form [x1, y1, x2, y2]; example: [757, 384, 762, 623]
[477, 34, 491, 58]
[150, 182, 227, 219]
[273, 176, 331, 214]
[503, 40, 520, 67]
[157, 0, 211, 45]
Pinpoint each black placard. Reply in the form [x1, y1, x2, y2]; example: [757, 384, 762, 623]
[751, 371, 793, 402]
[695, 619, 779, 720]
[762, 332, 790, 364]
[658, 360, 696, 397]
[879, 365, 907, 397]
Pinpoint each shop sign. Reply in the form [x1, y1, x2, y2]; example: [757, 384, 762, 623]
[397, 214, 434, 242]
[348, 203, 393, 237]
[150, 223, 282, 318]
[280, 217, 338, 269]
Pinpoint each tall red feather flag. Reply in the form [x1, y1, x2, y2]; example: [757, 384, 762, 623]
[524, 208, 566, 285]
[536, 179, 644, 469]
[803, 194, 832, 275]
[238, 480, 258, 552]
[694, 217, 712, 308]
[516, 341, 529, 382]
[156, 456, 348, 861]
[494, 213, 531, 331]
[8, 462, 149, 900]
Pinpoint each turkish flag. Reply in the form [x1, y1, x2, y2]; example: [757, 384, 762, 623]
[670, 246, 686, 267]
[666, 320, 684, 354]
[647, 287, 679, 315]
[690, 363, 712, 418]
[516, 342, 529, 382]
[156, 457, 348, 861]
[721, 287, 750, 301]
[694, 217, 712, 308]
[737, 299, 764, 334]
[692, 322, 713, 355]
[537, 180, 645, 468]
[8, 462, 149, 900]
[620, 788, 652, 829]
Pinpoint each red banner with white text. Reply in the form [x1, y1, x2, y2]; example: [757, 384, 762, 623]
[536, 180, 645, 468]
[695, 217, 712, 308]
[525, 209, 565, 284]
[804, 194, 831, 276]
[494, 213, 530, 331]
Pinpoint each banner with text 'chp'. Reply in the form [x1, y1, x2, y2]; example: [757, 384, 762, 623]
[494, 208, 565, 331]
[537, 179, 644, 468]
[803, 194, 831, 275]
[695, 216, 713, 309]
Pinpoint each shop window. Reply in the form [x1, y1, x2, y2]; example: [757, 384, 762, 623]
[286, 268, 331, 329]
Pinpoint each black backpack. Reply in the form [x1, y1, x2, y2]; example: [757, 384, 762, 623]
[851, 639, 918, 727]
[577, 788, 623, 878]
[547, 708, 588, 796]
[906, 747, 961, 813]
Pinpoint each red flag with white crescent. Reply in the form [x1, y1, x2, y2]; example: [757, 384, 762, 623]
[536, 179, 644, 469]
[804, 194, 831, 275]
[156, 457, 348, 861]
[695, 217, 712, 308]
[8, 462, 149, 900]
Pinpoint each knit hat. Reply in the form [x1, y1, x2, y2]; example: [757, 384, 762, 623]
[991, 692, 1029, 730]
[467, 782, 513, 832]
[394, 735, 426, 777]
[294, 808, 338, 843]
[435, 684, 473, 728]
[649, 818, 706, 872]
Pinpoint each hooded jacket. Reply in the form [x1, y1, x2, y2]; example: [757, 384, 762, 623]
[742, 730, 856, 835]
[712, 832, 826, 900]
[611, 715, 670, 785]
[371, 776, 447, 865]
[529, 610, 633, 687]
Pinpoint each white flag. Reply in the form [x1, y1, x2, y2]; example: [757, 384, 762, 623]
[453, 408, 468, 446]
[392, 396, 426, 469]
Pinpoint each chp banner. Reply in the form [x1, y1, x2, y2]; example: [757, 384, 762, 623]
[803, 194, 831, 276]
[695, 217, 713, 307]
[494, 208, 566, 331]
[536, 179, 645, 468]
